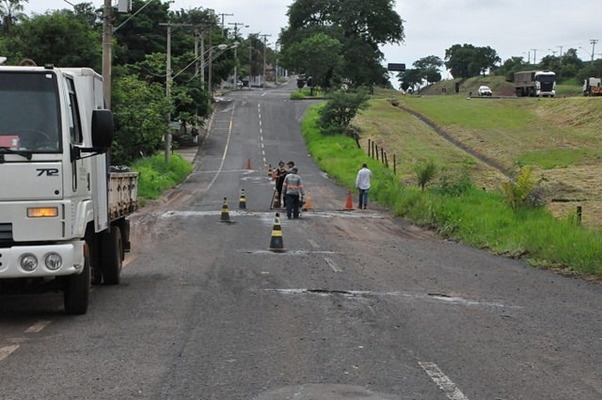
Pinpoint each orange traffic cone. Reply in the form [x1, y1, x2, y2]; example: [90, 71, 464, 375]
[219, 197, 234, 223]
[247, 159, 252, 169]
[342, 190, 354, 211]
[268, 213, 286, 252]
[302, 190, 312, 211]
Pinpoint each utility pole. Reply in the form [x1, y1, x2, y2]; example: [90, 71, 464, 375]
[530, 48, 538, 65]
[248, 33, 260, 85]
[259, 34, 271, 88]
[590, 39, 599, 64]
[194, 22, 213, 85]
[102, 0, 112, 108]
[217, 13, 233, 36]
[229, 22, 248, 87]
[160, 22, 192, 163]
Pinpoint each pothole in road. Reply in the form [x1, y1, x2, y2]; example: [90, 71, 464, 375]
[252, 383, 405, 400]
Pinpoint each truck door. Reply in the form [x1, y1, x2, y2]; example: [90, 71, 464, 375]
[65, 78, 91, 205]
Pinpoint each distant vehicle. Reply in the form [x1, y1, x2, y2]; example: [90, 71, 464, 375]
[510, 70, 556, 97]
[477, 86, 492, 97]
[583, 77, 602, 96]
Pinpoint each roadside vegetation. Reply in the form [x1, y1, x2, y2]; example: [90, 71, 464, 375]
[301, 87, 602, 279]
[132, 153, 193, 201]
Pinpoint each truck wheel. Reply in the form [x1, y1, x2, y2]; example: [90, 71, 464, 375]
[102, 227, 123, 285]
[64, 250, 90, 315]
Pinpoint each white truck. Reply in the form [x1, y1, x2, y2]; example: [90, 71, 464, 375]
[583, 77, 602, 96]
[512, 70, 556, 97]
[0, 64, 138, 314]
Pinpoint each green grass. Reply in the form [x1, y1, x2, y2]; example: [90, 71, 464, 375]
[131, 153, 193, 200]
[301, 104, 602, 278]
[517, 148, 595, 169]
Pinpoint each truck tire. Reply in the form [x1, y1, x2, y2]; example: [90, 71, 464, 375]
[64, 250, 90, 315]
[102, 226, 122, 285]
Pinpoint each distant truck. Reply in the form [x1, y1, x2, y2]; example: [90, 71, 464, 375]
[583, 77, 602, 96]
[510, 70, 556, 97]
[0, 64, 138, 314]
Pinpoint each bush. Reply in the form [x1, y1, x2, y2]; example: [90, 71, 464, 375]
[414, 160, 438, 191]
[132, 153, 193, 199]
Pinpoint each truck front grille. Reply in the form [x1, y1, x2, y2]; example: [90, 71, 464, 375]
[0, 223, 13, 245]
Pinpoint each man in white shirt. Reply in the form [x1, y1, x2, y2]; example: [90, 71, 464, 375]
[355, 163, 372, 209]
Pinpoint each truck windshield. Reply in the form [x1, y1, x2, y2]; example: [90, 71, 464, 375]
[536, 75, 556, 84]
[0, 71, 61, 152]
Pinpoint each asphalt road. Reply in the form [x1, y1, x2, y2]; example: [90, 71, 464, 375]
[0, 80, 601, 400]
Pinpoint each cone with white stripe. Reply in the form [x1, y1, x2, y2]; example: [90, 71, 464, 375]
[219, 197, 233, 223]
[268, 213, 286, 252]
[239, 189, 247, 209]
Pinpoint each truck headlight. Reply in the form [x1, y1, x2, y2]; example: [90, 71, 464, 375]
[20, 254, 38, 272]
[45, 253, 62, 271]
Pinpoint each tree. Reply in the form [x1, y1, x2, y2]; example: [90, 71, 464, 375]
[318, 89, 370, 146]
[444, 44, 500, 78]
[0, 0, 28, 34]
[396, 68, 422, 92]
[280, 33, 343, 89]
[5, 9, 101, 68]
[559, 48, 583, 79]
[280, 0, 404, 87]
[413, 55, 443, 85]
[497, 56, 529, 78]
[111, 74, 171, 164]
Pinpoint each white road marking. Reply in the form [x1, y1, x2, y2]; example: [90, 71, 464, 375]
[161, 210, 385, 219]
[242, 250, 338, 256]
[205, 105, 236, 192]
[324, 257, 342, 272]
[308, 239, 320, 248]
[419, 361, 470, 400]
[24, 320, 51, 334]
[0, 345, 19, 361]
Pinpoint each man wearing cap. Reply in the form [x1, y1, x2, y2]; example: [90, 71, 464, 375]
[282, 166, 305, 219]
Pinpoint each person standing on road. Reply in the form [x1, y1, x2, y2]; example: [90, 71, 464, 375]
[282, 167, 305, 219]
[355, 163, 372, 209]
[274, 161, 288, 208]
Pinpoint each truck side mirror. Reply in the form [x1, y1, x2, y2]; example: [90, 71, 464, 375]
[91, 109, 114, 149]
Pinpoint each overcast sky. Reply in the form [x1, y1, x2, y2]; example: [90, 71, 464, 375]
[26, 0, 602, 80]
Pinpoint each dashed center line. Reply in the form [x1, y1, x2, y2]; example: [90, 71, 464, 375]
[25, 320, 51, 334]
[0, 345, 19, 361]
[419, 361, 470, 400]
[324, 257, 342, 272]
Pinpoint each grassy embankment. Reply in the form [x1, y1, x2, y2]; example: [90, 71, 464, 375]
[301, 85, 602, 278]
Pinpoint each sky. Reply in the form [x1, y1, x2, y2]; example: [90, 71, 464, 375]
[26, 0, 602, 81]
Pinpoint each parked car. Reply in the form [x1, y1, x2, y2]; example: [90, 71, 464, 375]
[477, 85, 492, 97]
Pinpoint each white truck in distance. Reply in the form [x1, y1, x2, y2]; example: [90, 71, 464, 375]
[0, 64, 138, 314]
[511, 70, 556, 97]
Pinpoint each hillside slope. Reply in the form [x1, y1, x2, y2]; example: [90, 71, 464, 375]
[357, 90, 602, 227]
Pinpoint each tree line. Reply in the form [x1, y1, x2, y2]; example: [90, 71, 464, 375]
[397, 43, 602, 92]
[0, 0, 278, 164]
